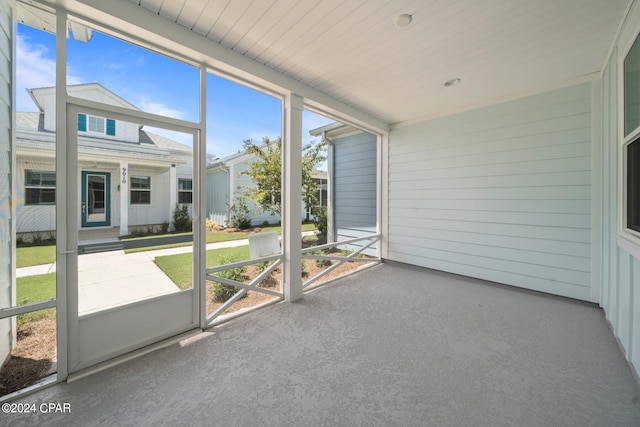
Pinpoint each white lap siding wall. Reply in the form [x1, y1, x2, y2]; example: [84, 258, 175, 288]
[0, 0, 13, 367]
[387, 82, 593, 301]
[333, 131, 377, 254]
[600, 0, 640, 383]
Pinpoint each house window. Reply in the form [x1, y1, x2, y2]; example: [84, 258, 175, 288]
[88, 116, 104, 133]
[625, 33, 640, 137]
[78, 113, 116, 136]
[625, 33, 640, 237]
[628, 136, 640, 232]
[25, 170, 56, 205]
[130, 176, 151, 204]
[178, 178, 192, 204]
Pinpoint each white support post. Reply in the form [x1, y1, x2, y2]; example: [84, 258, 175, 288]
[197, 65, 207, 328]
[169, 164, 177, 230]
[380, 132, 389, 260]
[283, 93, 303, 302]
[326, 136, 335, 243]
[55, 10, 70, 381]
[119, 162, 128, 236]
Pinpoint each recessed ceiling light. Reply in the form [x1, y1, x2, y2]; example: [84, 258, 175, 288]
[394, 14, 412, 28]
[444, 78, 461, 87]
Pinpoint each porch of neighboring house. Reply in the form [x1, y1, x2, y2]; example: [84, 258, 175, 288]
[6, 262, 640, 426]
[77, 227, 120, 243]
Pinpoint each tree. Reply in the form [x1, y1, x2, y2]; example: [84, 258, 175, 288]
[240, 136, 326, 217]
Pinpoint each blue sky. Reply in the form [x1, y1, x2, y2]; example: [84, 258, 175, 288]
[16, 23, 333, 160]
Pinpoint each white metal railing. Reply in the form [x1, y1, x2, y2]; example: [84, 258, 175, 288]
[301, 233, 381, 290]
[205, 253, 284, 323]
[205, 233, 381, 323]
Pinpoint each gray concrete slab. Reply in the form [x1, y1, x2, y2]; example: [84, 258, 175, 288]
[5, 262, 640, 426]
[77, 251, 180, 315]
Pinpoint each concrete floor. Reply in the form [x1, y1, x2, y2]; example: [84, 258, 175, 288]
[6, 262, 640, 426]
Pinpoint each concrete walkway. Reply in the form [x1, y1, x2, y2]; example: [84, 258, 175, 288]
[16, 238, 251, 278]
[17, 233, 314, 314]
[17, 238, 253, 315]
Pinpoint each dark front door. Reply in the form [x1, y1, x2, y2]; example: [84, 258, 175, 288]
[81, 171, 110, 227]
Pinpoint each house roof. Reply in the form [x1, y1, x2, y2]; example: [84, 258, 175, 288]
[28, 83, 141, 113]
[206, 149, 253, 170]
[16, 112, 45, 131]
[30, 1, 632, 127]
[141, 130, 192, 153]
[16, 111, 192, 156]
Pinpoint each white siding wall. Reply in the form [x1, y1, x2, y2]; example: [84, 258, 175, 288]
[233, 161, 280, 225]
[206, 169, 228, 222]
[41, 87, 140, 143]
[388, 83, 593, 301]
[600, 0, 640, 378]
[15, 159, 56, 233]
[175, 154, 193, 218]
[13, 162, 181, 233]
[333, 132, 377, 254]
[0, 0, 12, 367]
[128, 168, 171, 227]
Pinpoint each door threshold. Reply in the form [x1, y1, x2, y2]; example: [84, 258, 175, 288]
[67, 328, 202, 383]
[0, 374, 57, 403]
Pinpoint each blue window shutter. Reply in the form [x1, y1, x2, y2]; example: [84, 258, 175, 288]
[78, 113, 87, 131]
[106, 119, 116, 136]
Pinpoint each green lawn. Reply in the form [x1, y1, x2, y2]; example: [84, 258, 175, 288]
[154, 245, 251, 290]
[16, 224, 316, 265]
[14, 245, 252, 325]
[16, 245, 56, 268]
[16, 273, 56, 327]
[126, 223, 316, 254]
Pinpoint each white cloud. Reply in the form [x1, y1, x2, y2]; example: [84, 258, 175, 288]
[16, 35, 55, 111]
[16, 33, 83, 111]
[133, 95, 186, 120]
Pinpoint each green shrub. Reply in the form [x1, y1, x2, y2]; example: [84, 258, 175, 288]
[130, 228, 145, 238]
[312, 250, 332, 268]
[340, 248, 365, 258]
[229, 196, 252, 229]
[31, 232, 43, 245]
[256, 260, 275, 273]
[160, 221, 170, 234]
[45, 231, 56, 243]
[172, 204, 192, 232]
[312, 207, 328, 244]
[210, 254, 246, 302]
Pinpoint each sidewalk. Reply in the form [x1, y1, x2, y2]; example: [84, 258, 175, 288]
[16, 238, 252, 278]
[16, 232, 315, 315]
[17, 238, 253, 315]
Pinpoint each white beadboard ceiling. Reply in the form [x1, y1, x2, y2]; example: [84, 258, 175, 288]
[56, 1, 636, 125]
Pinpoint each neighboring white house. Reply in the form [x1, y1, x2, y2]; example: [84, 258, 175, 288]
[206, 148, 326, 226]
[15, 83, 193, 237]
